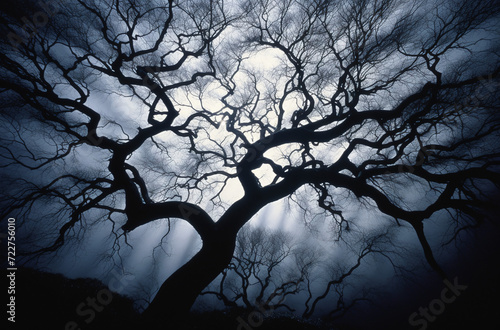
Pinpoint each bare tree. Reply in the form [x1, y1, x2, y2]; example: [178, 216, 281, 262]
[202, 225, 403, 322]
[201, 226, 317, 312]
[1, 0, 500, 326]
[302, 228, 401, 319]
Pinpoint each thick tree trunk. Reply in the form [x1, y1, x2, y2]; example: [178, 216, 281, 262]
[140, 191, 287, 326]
[141, 233, 236, 327]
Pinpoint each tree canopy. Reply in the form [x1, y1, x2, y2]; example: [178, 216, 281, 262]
[1, 0, 499, 327]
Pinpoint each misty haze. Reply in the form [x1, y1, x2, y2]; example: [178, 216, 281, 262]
[1, 0, 499, 329]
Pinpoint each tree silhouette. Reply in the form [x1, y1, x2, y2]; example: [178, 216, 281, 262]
[1, 0, 499, 326]
[202, 225, 397, 321]
[201, 226, 316, 312]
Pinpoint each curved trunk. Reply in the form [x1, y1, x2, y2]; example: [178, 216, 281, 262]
[140, 189, 300, 326]
[141, 233, 236, 326]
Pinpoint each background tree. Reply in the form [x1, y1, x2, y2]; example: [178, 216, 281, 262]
[201, 226, 317, 312]
[301, 227, 404, 320]
[1, 0, 499, 327]
[202, 225, 399, 321]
